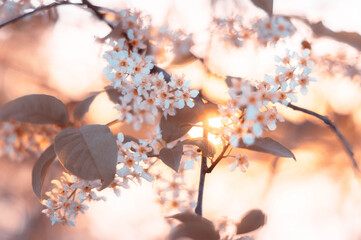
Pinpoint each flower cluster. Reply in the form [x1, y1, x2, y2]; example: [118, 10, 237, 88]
[103, 38, 198, 129]
[42, 172, 106, 226]
[148, 26, 194, 65]
[0, 120, 59, 161]
[214, 15, 295, 46]
[116, 133, 154, 182]
[229, 154, 249, 172]
[182, 146, 202, 170]
[213, 16, 251, 47]
[153, 171, 197, 215]
[105, 9, 150, 52]
[254, 16, 295, 45]
[218, 48, 315, 146]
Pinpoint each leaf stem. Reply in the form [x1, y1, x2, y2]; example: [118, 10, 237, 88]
[287, 102, 359, 172]
[195, 120, 208, 216]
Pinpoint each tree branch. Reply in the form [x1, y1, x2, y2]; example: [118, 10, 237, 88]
[206, 143, 231, 173]
[287, 102, 359, 172]
[195, 121, 208, 216]
[0, 0, 114, 30]
[281, 14, 361, 52]
[0, 1, 82, 29]
[81, 0, 113, 29]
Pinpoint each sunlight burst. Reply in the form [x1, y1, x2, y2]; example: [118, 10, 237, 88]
[187, 117, 224, 145]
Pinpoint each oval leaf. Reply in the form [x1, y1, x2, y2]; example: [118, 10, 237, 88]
[168, 212, 212, 225]
[105, 86, 122, 104]
[168, 213, 219, 240]
[237, 209, 266, 234]
[73, 92, 100, 121]
[0, 94, 68, 125]
[250, 0, 273, 16]
[160, 98, 206, 143]
[54, 124, 117, 190]
[237, 137, 295, 160]
[32, 144, 57, 200]
[179, 138, 216, 157]
[159, 145, 183, 172]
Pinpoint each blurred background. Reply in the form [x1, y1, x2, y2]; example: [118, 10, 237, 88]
[1, 0, 361, 239]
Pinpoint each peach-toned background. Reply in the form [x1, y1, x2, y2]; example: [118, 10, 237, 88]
[1, 0, 361, 239]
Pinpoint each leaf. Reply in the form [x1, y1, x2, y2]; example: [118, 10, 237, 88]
[159, 145, 183, 172]
[225, 76, 234, 88]
[179, 138, 216, 157]
[168, 212, 205, 223]
[32, 145, 57, 200]
[237, 137, 295, 160]
[0, 94, 68, 125]
[73, 92, 100, 121]
[236, 209, 266, 234]
[250, 0, 273, 16]
[160, 98, 209, 143]
[104, 86, 122, 104]
[168, 213, 220, 240]
[54, 124, 118, 190]
[123, 135, 139, 144]
[150, 65, 171, 83]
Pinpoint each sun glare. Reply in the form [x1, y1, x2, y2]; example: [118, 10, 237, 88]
[187, 117, 224, 145]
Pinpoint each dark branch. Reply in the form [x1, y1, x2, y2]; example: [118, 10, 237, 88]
[281, 15, 361, 52]
[195, 121, 208, 216]
[0, 1, 81, 29]
[0, 0, 114, 30]
[81, 0, 113, 29]
[287, 102, 359, 172]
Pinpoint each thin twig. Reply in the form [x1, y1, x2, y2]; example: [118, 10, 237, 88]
[106, 119, 120, 127]
[0, 0, 114, 30]
[287, 102, 359, 172]
[206, 143, 231, 173]
[0, 1, 82, 29]
[195, 121, 208, 216]
[81, 0, 113, 29]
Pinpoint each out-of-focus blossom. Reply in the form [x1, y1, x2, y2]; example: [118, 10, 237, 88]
[254, 16, 295, 45]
